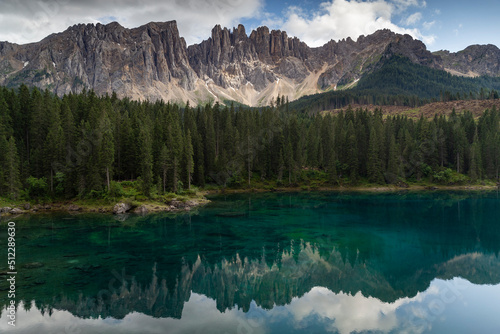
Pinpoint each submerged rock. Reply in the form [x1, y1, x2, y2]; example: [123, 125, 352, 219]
[113, 213, 130, 222]
[23, 262, 44, 269]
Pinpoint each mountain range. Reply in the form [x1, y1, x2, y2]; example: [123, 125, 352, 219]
[1, 20, 499, 106]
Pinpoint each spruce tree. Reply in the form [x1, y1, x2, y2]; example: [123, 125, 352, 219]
[4, 137, 21, 199]
[385, 134, 400, 184]
[345, 121, 358, 181]
[469, 130, 482, 181]
[159, 144, 169, 193]
[367, 127, 385, 184]
[184, 130, 194, 190]
[139, 120, 153, 196]
[98, 114, 115, 192]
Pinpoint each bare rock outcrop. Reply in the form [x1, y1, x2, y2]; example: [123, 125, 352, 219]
[113, 202, 132, 215]
[1, 21, 498, 106]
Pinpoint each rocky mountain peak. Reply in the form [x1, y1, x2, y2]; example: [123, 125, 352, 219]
[0, 22, 499, 106]
[381, 33, 441, 68]
[434, 43, 500, 77]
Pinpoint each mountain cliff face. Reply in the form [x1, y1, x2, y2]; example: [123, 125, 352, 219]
[434, 44, 500, 77]
[0, 20, 498, 106]
[0, 21, 198, 102]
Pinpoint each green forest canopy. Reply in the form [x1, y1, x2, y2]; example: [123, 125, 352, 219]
[0, 84, 499, 201]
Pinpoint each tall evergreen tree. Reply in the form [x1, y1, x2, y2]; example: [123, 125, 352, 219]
[385, 134, 400, 183]
[98, 113, 115, 192]
[184, 130, 194, 190]
[367, 126, 384, 184]
[4, 137, 21, 199]
[469, 130, 482, 181]
[139, 119, 153, 196]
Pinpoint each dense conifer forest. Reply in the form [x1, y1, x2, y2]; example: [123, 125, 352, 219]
[289, 56, 500, 113]
[0, 84, 499, 201]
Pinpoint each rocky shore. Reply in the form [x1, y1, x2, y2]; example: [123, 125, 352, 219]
[0, 198, 210, 217]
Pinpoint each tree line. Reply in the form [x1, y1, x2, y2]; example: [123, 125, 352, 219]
[0, 85, 499, 200]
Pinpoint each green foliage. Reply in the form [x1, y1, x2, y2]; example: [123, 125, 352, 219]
[289, 55, 500, 113]
[109, 181, 125, 198]
[356, 56, 500, 99]
[54, 172, 65, 196]
[25, 176, 48, 198]
[431, 168, 468, 184]
[0, 84, 499, 204]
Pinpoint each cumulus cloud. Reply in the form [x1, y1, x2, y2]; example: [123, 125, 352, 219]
[285, 287, 404, 333]
[3, 278, 482, 334]
[0, 0, 263, 45]
[391, 0, 424, 10]
[281, 0, 435, 47]
[404, 12, 422, 26]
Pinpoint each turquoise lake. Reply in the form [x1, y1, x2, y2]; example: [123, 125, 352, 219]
[1, 191, 500, 333]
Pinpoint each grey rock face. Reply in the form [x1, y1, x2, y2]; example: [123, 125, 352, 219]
[435, 44, 500, 76]
[0, 21, 197, 99]
[1, 22, 497, 105]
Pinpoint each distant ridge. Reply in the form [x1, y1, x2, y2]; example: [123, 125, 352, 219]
[1, 20, 499, 106]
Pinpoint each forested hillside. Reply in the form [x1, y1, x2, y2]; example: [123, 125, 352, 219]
[0, 85, 499, 201]
[290, 56, 500, 113]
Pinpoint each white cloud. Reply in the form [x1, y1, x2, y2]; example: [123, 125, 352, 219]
[391, 0, 426, 11]
[0, 0, 438, 50]
[453, 23, 463, 36]
[259, 11, 285, 31]
[281, 0, 435, 47]
[3, 278, 486, 334]
[0, 0, 263, 45]
[404, 12, 422, 26]
[423, 20, 435, 30]
[286, 287, 405, 334]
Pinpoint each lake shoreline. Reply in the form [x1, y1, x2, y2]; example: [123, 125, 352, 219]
[1, 184, 498, 217]
[0, 196, 211, 217]
[206, 184, 499, 195]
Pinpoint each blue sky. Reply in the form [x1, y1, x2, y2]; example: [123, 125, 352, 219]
[0, 0, 498, 52]
[245, 0, 500, 51]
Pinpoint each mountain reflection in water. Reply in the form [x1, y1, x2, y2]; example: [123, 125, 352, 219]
[1, 191, 500, 333]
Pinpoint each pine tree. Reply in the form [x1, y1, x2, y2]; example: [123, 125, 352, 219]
[345, 121, 358, 181]
[4, 137, 21, 199]
[469, 130, 482, 181]
[0, 96, 13, 141]
[284, 138, 294, 185]
[159, 144, 169, 193]
[204, 106, 216, 178]
[367, 126, 384, 184]
[327, 144, 337, 184]
[139, 120, 153, 196]
[168, 112, 183, 192]
[385, 134, 400, 184]
[98, 114, 115, 192]
[454, 124, 467, 174]
[277, 148, 285, 182]
[44, 119, 65, 193]
[184, 130, 194, 189]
